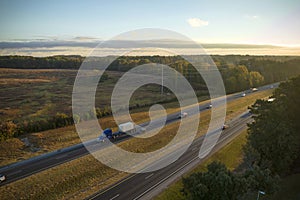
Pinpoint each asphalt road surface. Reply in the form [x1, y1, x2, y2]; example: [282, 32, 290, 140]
[88, 112, 252, 200]
[0, 83, 277, 186]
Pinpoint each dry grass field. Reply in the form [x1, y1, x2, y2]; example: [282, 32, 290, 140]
[0, 89, 273, 200]
[0, 68, 181, 122]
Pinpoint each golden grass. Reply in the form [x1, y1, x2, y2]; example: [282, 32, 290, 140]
[0, 90, 273, 199]
[0, 154, 128, 200]
[0, 68, 77, 73]
[0, 78, 52, 85]
[0, 89, 272, 167]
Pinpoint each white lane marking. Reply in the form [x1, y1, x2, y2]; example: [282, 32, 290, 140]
[55, 154, 68, 159]
[7, 170, 22, 176]
[133, 156, 199, 200]
[133, 118, 251, 200]
[6, 152, 92, 184]
[145, 173, 154, 179]
[110, 194, 120, 200]
[89, 174, 137, 200]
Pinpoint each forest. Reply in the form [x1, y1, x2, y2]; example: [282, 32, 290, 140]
[1, 55, 299, 93]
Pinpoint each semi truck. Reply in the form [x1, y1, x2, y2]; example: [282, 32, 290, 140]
[98, 122, 136, 141]
[118, 122, 136, 134]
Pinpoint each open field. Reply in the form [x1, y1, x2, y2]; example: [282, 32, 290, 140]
[0, 89, 272, 167]
[0, 89, 273, 199]
[0, 68, 184, 122]
[0, 68, 76, 122]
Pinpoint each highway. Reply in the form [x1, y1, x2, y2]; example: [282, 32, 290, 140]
[87, 111, 252, 200]
[0, 83, 278, 186]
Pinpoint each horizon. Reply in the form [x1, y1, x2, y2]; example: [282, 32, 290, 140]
[1, 0, 300, 57]
[0, 40, 300, 57]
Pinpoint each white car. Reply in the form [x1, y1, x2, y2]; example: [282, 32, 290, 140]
[0, 174, 6, 182]
[178, 112, 188, 119]
[267, 98, 275, 102]
[207, 104, 212, 109]
[241, 93, 246, 97]
[222, 124, 229, 130]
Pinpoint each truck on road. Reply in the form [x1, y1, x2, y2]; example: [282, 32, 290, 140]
[98, 122, 136, 141]
[118, 122, 136, 135]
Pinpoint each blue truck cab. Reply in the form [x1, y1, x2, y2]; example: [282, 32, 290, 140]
[103, 128, 113, 138]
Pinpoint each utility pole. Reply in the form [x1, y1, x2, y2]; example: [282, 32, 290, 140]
[161, 65, 164, 96]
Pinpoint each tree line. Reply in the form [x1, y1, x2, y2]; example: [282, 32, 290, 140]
[0, 108, 112, 141]
[1, 55, 300, 141]
[1, 55, 299, 92]
[0, 55, 84, 69]
[0, 113, 73, 141]
[181, 75, 300, 199]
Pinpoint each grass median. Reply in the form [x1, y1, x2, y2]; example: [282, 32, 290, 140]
[0, 89, 273, 199]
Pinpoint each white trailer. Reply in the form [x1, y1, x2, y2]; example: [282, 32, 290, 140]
[118, 122, 136, 134]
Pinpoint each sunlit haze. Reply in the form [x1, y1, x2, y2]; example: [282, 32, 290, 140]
[0, 0, 299, 56]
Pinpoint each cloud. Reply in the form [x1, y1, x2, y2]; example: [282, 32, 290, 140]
[187, 18, 209, 27]
[73, 36, 99, 41]
[245, 15, 259, 20]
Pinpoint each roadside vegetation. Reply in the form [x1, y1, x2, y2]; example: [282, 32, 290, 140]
[155, 130, 248, 200]
[156, 75, 300, 200]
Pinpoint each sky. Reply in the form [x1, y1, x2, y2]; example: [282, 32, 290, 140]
[0, 0, 299, 56]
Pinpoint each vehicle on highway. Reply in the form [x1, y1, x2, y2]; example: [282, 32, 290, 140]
[98, 122, 136, 141]
[251, 88, 258, 92]
[241, 93, 246, 97]
[207, 104, 212, 109]
[0, 174, 6, 182]
[222, 124, 229, 130]
[177, 112, 188, 119]
[118, 122, 136, 134]
[267, 98, 276, 102]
